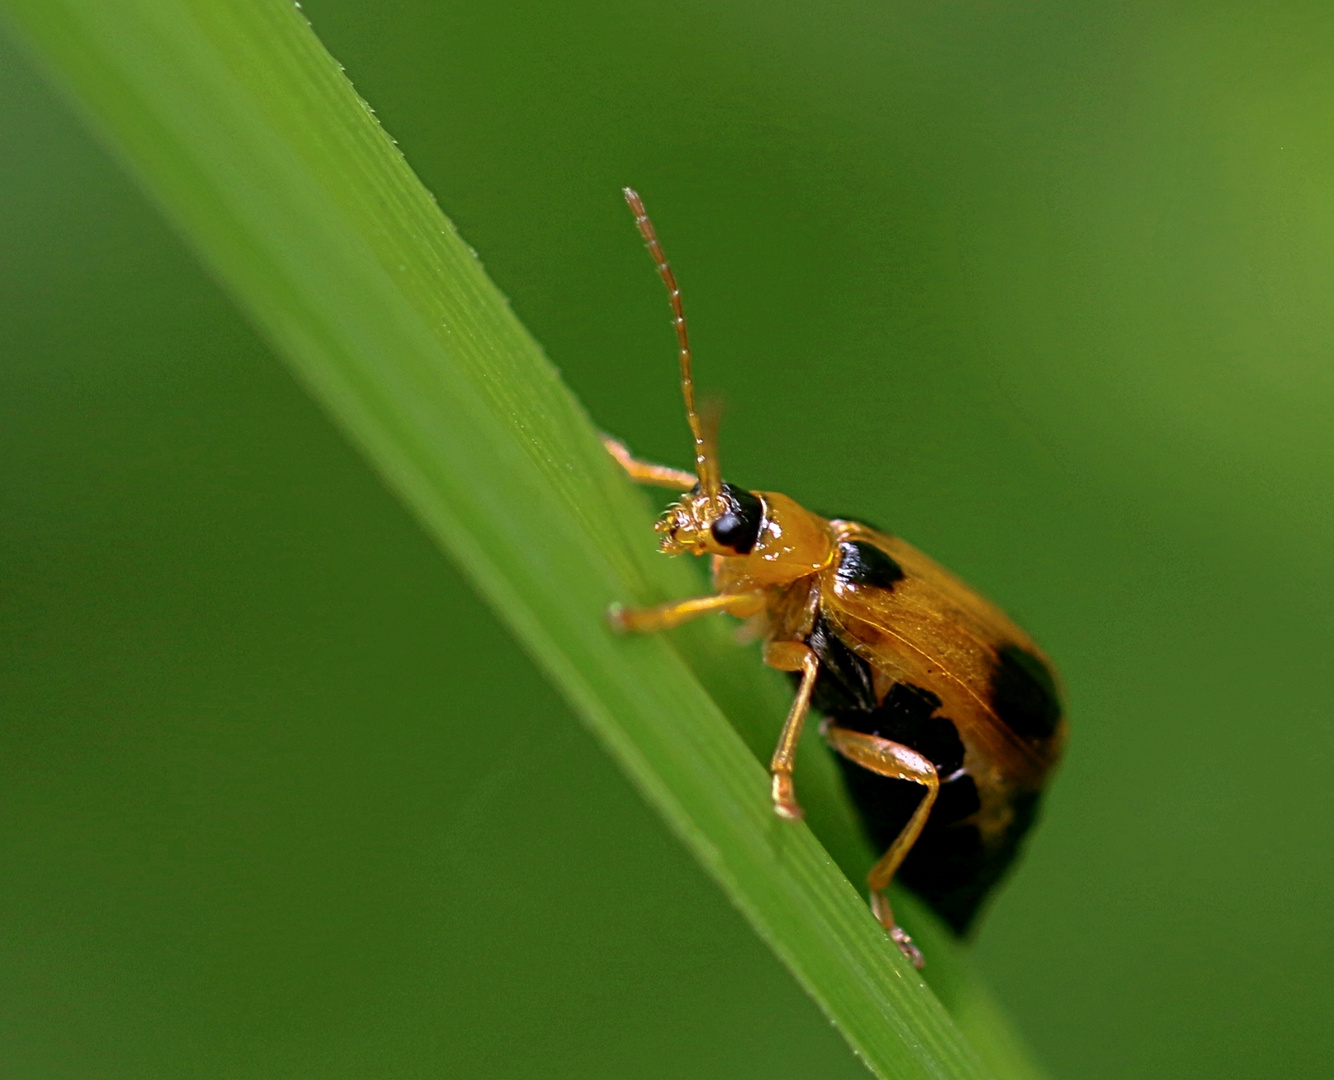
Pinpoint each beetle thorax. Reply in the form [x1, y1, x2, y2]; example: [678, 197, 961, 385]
[711, 492, 836, 590]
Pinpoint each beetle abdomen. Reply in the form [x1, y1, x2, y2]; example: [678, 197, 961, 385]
[800, 610, 1050, 936]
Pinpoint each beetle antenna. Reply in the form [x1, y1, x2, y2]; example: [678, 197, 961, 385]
[623, 187, 722, 505]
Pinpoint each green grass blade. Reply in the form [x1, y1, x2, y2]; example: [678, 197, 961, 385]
[0, 2, 1045, 1076]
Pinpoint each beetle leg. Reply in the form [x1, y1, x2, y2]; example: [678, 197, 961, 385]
[608, 591, 764, 633]
[761, 641, 819, 821]
[602, 434, 698, 490]
[823, 725, 940, 969]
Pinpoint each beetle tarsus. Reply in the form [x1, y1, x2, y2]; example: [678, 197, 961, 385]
[872, 890, 926, 968]
[889, 926, 925, 970]
[771, 772, 804, 820]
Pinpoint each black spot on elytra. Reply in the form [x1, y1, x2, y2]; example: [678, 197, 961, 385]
[990, 644, 1062, 740]
[708, 483, 763, 554]
[835, 540, 905, 591]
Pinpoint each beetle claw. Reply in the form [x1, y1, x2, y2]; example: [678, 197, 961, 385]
[889, 926, 925, 969]
[872, 891, 926, 968]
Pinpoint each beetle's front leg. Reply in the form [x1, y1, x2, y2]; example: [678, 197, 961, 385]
[762, 640, 819, 820]
[602, 434, 698, 490]
[608, 591, 764, 633]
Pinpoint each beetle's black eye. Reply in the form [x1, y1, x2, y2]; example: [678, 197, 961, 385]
[710, 483, 763, 554]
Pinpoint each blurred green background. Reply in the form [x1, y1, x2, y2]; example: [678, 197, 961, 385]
[3, 2, 1333, 1077]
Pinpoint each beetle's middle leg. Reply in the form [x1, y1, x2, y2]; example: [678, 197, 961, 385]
[823, 724, 939, 969]
[761, 641, 819, 821]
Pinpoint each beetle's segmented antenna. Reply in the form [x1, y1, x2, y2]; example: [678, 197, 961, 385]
[623, 187, 722, 505]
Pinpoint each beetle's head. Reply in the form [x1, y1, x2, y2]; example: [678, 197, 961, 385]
[659, 483, 834, 588]
[656, 482, 763, 557]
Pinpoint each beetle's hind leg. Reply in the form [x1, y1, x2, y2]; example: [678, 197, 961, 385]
[602, 434, 698, 490]
[823, 724, 940, 969]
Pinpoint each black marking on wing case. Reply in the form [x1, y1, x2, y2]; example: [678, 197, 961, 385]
[835, 540, 905, 591]
[990, 644, 1062, 740]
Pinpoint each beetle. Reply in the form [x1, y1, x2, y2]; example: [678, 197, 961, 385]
[605, 188, 1066, 967]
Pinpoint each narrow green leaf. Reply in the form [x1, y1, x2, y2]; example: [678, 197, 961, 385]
[0, 2, 1047, 1077]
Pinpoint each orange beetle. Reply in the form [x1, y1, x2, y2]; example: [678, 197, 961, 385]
[606, 189, 1066, 967]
